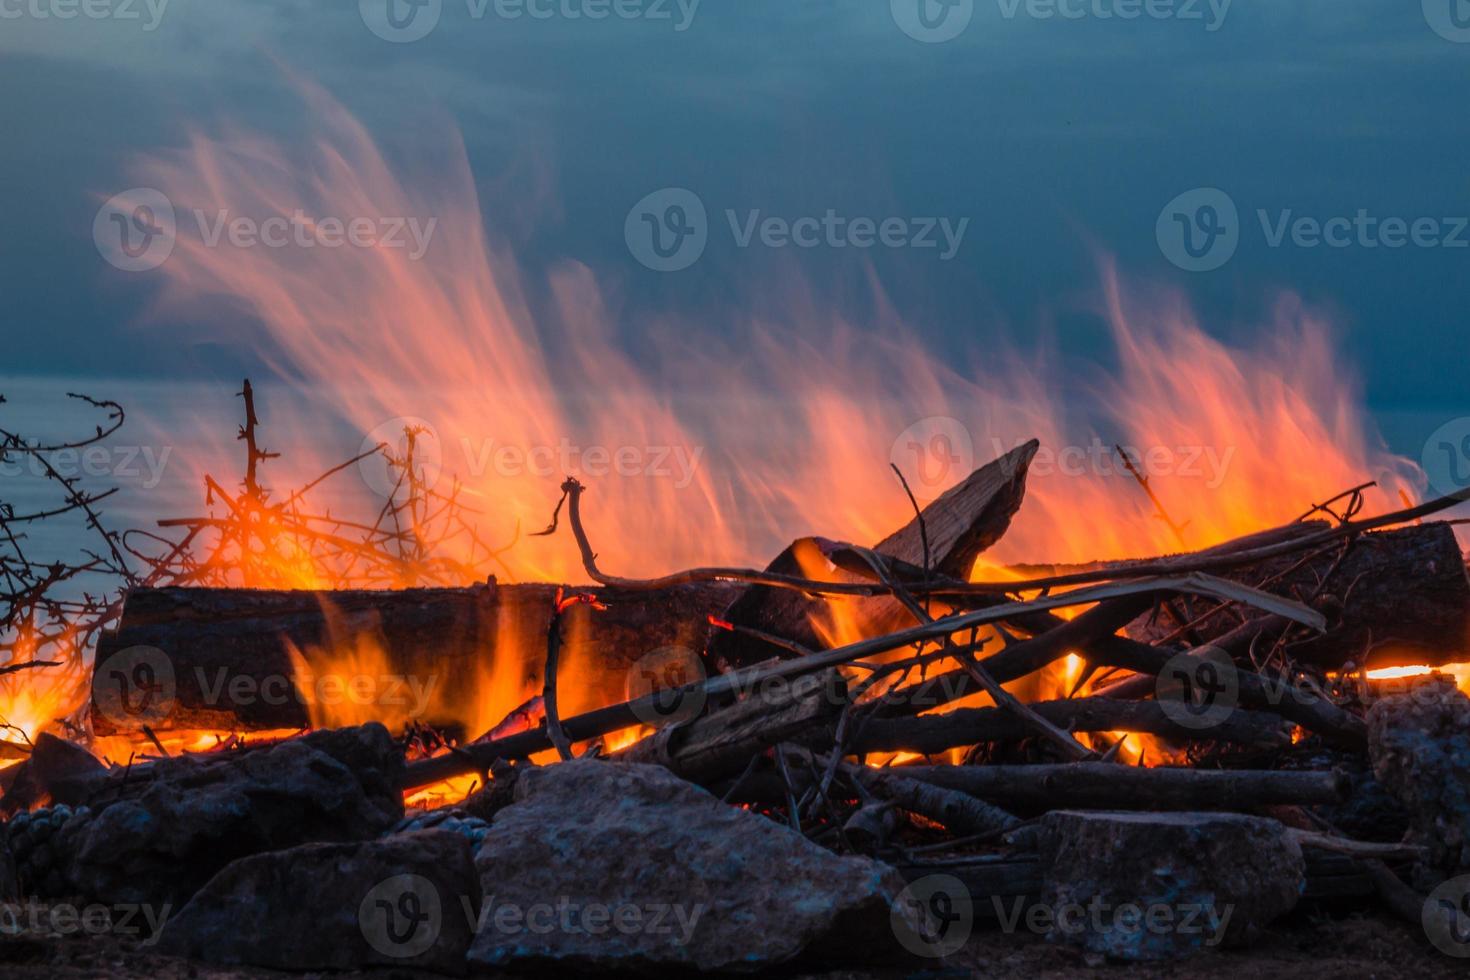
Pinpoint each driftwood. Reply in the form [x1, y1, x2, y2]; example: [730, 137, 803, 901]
[92, 581, 740, 735]
[850, 696, 1293, 755]
[1123, 522, 1470, 669]
[615, 670, 848, 785]
[890, 762, 1349, 812]
[708, 441, 1039, 669]
[400, 572, 1316, 789]
[850, 764, 1021, 837]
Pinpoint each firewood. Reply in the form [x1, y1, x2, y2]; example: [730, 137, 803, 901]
[1122, 522, 1470, 669]
[92, 581, 741, 736]
[849, 764, 1021, 837]
[890, 762, 1349, 812]
[849, 696, 1293, 755]
[708, 441, 1039, 668]
[615, 670, 848, 785]
[400, 573, 1320, 789]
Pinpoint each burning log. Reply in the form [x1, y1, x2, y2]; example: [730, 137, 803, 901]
[849, 696, 1293, 755]
[615, 669, 848, 785]
[92, 580, 740, 736]
[1123, 521, 1470, 669]
[708, 441, 1038, 668]
[403, 573, 1321, 789]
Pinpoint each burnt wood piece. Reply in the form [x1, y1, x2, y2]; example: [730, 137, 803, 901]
[92, 581, 741, 736]
[708, 441, 1039, 669]
[850, 696, 1292, 755]
[1125, 522, 1470, 668]
[854, 765, 1021, 837]
[890, 763, 1349, 812]
[615, 670, 848, 785]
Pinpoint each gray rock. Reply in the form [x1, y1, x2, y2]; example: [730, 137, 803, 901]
[54, 724, 404, 906]
[0, 733, 106, 815]
[1367, 678, 1470, 887]
[1036, 810, 1304, 961]
[468, 759, 910, 973]
[158, 829, 478, 975]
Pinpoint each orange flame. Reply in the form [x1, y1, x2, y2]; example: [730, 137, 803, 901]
[17, 74, 1445, 780]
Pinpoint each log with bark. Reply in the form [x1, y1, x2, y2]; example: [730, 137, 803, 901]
[1122, 521, 1470, 669]
[91, 580, 741, 735]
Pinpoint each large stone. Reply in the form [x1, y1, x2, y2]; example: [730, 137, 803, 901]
[0, 733, 106, 816]
[1367, 678, 1470, 887]
[54, 724, 404, 906]
[468, 760, 911, 973]
[158, 829, 478, 975]
[1036, 810, 1304, 961]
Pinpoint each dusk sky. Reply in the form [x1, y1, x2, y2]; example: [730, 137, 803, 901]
[2, 1, 1468, 528]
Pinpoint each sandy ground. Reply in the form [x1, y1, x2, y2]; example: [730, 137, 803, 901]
[0, 905, 1463, 979]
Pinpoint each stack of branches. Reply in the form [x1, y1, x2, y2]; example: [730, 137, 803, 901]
[381, 443, 1468, 882]
[35, 405, 1470, 930]
[127, 380, 517, 591]
[0, 381, 516, 756]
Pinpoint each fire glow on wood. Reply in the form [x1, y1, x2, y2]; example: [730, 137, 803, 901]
[3, 83, 1470, 976]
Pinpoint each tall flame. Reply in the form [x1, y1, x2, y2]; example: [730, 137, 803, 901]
[26, 74, 1442, 775]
